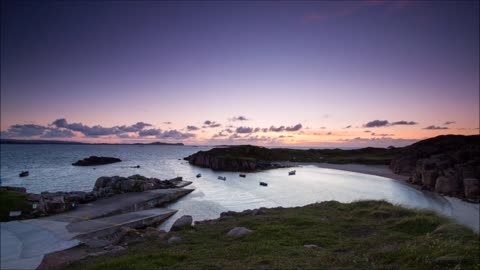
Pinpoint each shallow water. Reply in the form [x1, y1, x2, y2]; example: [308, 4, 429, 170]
[0, 144, 471, 231]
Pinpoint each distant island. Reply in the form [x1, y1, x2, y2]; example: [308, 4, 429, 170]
[0, 139, 184, 146]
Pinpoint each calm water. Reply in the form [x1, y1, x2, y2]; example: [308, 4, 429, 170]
[0, 144, 459, 230]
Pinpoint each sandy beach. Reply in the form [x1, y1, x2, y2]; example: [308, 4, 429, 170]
[282, 162, 479, 233]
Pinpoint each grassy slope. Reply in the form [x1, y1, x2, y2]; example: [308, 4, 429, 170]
[0, 190, 30, 222]
[67, 200, 479, 270]
[195, 145, 400, 165]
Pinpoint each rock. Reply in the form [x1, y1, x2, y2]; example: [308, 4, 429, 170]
[227, 227, 253, 237]
[389, 135, 480, 202]
[93, 175, 180, 195]
[421, 170, 438, 189]
[434, 255, 464, 265]
[183, 145, 286, 172]
[171, 215, 193, 230]
[72, 156, 121, 166]
[463, 178, 479, 200]
[252, 209, 267, 215]
[434, 176, 461, 195]
[1, 186, 27, 193]
[167, 236, 182, 244]
[303, 244, 321, 249]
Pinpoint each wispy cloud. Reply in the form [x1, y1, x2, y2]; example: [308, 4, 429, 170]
[363, 119, 418, 128]
[230, 116, 249, 121]
[203, 120, 221, 128]
[444, 121, 456, 125]
[186, 125, 200, 131]
[423, 125, 449, 130]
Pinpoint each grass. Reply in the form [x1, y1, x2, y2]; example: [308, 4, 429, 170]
[67, 200, 479, 270]
[0, 190, 30, 222]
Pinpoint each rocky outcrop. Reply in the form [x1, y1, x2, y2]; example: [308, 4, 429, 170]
[1, 175, 185, 219]
[72, 156, 122, 166]
[184, 151, 284, 172]
[389, 135, 480, 202]
[92, 175, 182, 197]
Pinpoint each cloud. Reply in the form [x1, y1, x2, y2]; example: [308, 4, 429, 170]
[51, 118, 152, 137]
[118, 122, 152, 132]
[203, 120, 221, 128]
[364, 130, 371, 133]
[363, 120, 389, 128]
[285, 123, 303, 131]
[236, 126, 254, 134]
[138, 129, 162, 137]
[343, 125, 352, 129]
[157, 130, 195, 139]
[213, 131, 228, 138]
[268, 124, 302, 132]
[363, 120, 417, 128]
[444, 121, 456, 125]
[2, 119, 195, 141]
[230, 116, 249, 121]
[163, 122, 172, 125]
[186, 125, 200, 131]
[0, 123, 75, 139]
[371, 132, 395, 137]
[41, 128, 75, 138]
[117, 133, 133, 139]
[390, 121, 418, 126]
[423, 125, 449, 130]
[139, 128, 195, 139]
[7, 124, 48, 137]
[269, 125, 285, 132]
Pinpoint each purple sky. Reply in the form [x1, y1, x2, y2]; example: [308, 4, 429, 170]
[1, 1, 478, 146]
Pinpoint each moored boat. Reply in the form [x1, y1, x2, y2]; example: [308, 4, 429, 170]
[218, 176, 226, 181]
[259, 182, 268, 186]
[288, 170, 296, 175]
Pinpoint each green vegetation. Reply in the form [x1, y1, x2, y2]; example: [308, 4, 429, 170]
[0, 190, 30, 222]
[204, 145, 400, 165]
[67, 200, 479, 270]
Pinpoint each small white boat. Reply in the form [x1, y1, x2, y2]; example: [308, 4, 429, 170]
[196, 173, 202, 178]
[218, 176, 226, 181]
[288, 170, 296, 175]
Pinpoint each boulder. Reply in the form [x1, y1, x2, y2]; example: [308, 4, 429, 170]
[421, 170, 438, 188]
[227, 227, 253, 237]
[171, 215, 193, 230]
[167, 236, 182, 244]
[434, 176, 461, 195]
[72, 156, 121, 166]
[93, 175, 180, 195]
[463, 178, 479, 200]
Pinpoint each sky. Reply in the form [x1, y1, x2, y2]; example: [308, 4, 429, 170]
[1, 0, 479, 147]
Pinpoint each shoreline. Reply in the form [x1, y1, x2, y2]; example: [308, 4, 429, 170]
[281, 161, 479, 233]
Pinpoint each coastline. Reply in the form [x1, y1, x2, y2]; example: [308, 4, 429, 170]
[281, 161, 479, 233]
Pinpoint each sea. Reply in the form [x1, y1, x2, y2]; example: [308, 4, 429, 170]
[0, 144, 476, 231]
